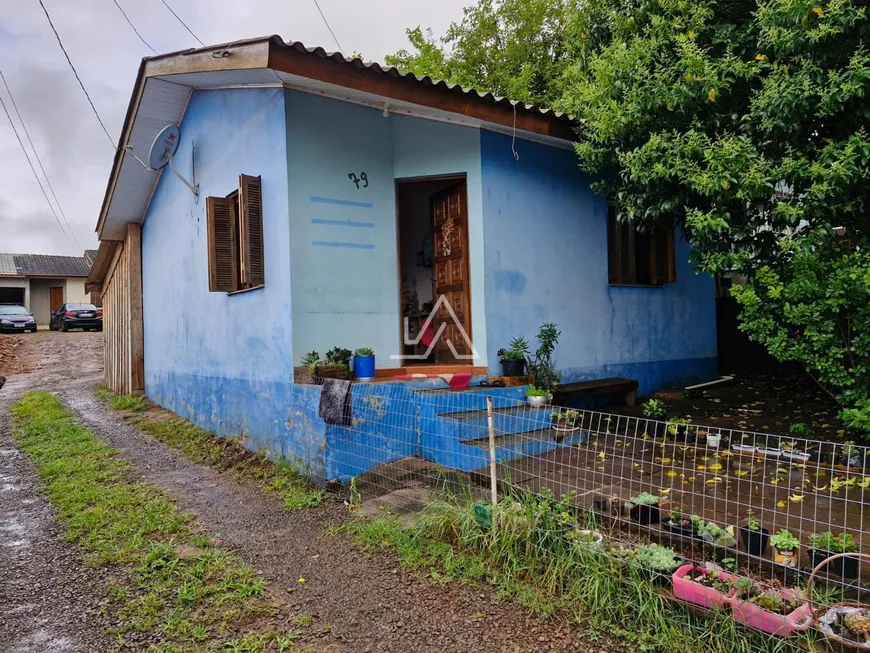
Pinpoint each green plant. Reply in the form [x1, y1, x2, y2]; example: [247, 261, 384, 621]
[525, 386, 551, 397]
[631, 544, 680, 573]
[789, 423, 807, 435]
[499, 336, 530, 361]
[348, 476, 362, 509]
[353, 347, 374, 357]
[300, 351, 320, 370]
[550, 409, 581, 427]
[808, 531, 858, 554]
[325, 347, 352, 367]
[843, 440, 858, 456]
[843, 613, 870, 640]
[624, 492, 659, 509]
[641, 398, 666, 418]
[666, 417, 691, 435]
[526, 323, 561, 391]
[770, 529, 800, 552]
[743, 509, 760, 532]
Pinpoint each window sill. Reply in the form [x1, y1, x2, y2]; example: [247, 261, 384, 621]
[228, 284, 265, 296]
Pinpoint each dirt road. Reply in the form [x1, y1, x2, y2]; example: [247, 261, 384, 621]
[0, 332, 609, 652]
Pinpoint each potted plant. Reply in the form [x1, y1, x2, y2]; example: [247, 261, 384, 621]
[770, 529, 800, 567]
[551, 409, 581, 433]
[730, 580, 812, 637]
[739, 509, 770, 557]
[351, 347, 375, 381]
[498, 337, 529, 377]
[662, 509, 698, 538]
[525, 386, 552, 408]
[666, 417, 693, 442]
[630, 544, 681, 586]
[570, 528, 604, 550]
[842, 440, 864, 469]
[672, 563, 737, 610]
[808, 531, 860, 579]
[699, 521, 738, 560]
[704, 429, 722, 449]
[526, 323, 561, 393]
[316, 347, 353, 380]
[624, 492, 661, 525]
[817, 607, 870, 648]
[294, 350, 320, 384]
[641, 398, 666, 437]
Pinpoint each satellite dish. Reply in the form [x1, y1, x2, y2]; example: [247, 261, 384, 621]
[148, 124, 180, 170]
[146, 124, 198, 197]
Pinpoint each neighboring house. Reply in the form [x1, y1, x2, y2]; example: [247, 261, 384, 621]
[87, 36, 717, 482]
[0, 252, 94, 325]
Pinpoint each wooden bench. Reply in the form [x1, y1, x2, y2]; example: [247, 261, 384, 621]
[553, 377, 638, 407]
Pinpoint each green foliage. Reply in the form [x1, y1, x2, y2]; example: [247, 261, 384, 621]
[109, 393, 148, 412]
[527, 322, 562, 391]
[550, 409, 582, 426]
[642, 398, 666, 418]
[625, 491, 660, 508]
[325, 347, 352, 367]
[385, 0, 573, 106]
[353, 347, 374, 357]
[808, 531, 858, 553]
[770, 529, 800, 551]
[300, 351, 320, 369]
[630, 544, 680, 573]
[8, 392, 288, 650]
[525, 385, 552, 397]
[499, 336, 531, 361]
[731, 236, 870, 432]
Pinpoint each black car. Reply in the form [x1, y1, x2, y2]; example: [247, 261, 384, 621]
[49, 303, 103, 332]
[0, 304, 37, 333]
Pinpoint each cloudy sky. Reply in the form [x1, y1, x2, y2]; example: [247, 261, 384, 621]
[0, 0, 469, 256]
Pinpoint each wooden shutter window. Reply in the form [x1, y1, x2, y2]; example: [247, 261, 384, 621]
[206, 196, 239, 292]
[650, 229, 677, 285]
[607, 203, 636, 284]
[238, 174, 265, 287]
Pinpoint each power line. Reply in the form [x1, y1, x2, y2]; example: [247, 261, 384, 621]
[160, 0, 205, 48]
[312, 0, 344, 54]
[0, 68, 82, 251]
[111, 0, 157, 54]
[0, 89, 79, 252]
[37, 0, 116, 149]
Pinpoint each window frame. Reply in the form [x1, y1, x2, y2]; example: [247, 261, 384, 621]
[606, 202, 676, 287]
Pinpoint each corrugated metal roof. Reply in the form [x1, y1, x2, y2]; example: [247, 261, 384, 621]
[0, 253, 92, 277]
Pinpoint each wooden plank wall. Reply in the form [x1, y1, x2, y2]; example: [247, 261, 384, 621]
[101, 224, 144, 394]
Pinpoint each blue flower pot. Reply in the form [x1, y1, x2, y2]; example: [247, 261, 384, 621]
[353, 355, 375, 381]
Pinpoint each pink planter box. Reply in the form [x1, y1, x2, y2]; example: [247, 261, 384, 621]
[672, 564, 736, 610]
[730, 588, 812, 637]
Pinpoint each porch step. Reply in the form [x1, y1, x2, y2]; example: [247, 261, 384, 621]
[461, 427, 583, 449]
[439, 404, 548, 420]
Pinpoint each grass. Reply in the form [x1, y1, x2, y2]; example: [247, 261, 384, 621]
[339, 490, 821, 653]
[10, 391, 310, 652]
[96, 384, 323, 511]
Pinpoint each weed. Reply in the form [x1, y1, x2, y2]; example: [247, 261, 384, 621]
[96, 387, 323, 510]
[291, 614, 313, 628]
[8, 392, 289, 651]
[109, 393, 149, 412]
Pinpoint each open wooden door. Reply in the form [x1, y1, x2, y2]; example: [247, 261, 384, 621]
[431, 182, 472, 362]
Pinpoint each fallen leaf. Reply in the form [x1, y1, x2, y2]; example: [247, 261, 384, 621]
[709, 463, 723, 471]
[698, 465, 706, 470]
[659, 488, 671, 494]
[789, 494, 805, 503]
[734, 470, 749, 477]
[858, 477, 870, 488]
[708, 88, 717, 102]
[777, 501, 786, 508]
[812, 6, 824, 17]
[666, 470, 678, 477]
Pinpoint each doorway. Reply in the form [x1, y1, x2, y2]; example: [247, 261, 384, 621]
[396, 176, 472, 364]
[50, 286, 64, 312]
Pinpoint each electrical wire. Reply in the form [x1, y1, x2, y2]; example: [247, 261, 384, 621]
[0, 90, 80, 252]
[312, 0, 344, 54]
[160, 0, 205, 48]
[0, 68, 82, 251]
[111, 0, 157, 54]
[37, 0, 116, 149]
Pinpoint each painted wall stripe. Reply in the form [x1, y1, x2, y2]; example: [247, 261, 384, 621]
[309, 196, 374, 208]
[312, 241, 376, 250]
[311, 218, 375, 228]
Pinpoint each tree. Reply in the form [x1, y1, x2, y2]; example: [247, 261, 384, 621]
[385, 0, 571, 106]
[559, 0, 870, 431]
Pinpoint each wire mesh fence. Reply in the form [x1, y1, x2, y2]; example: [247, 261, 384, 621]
[309, 378, 870, 649]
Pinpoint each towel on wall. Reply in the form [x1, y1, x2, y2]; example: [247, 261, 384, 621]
[319, 378, 352, 426]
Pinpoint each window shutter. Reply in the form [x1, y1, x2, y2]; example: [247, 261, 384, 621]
[651, 229, 677, 285]
[238, 174, 264, 287]
[206, 196, 239, 292]
[619, 223, 635, 283]
[607, 204, 622, 283]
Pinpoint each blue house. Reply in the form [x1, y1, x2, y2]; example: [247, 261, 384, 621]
[88, 36, 717, 483]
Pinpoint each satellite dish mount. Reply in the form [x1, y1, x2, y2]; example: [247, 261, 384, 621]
[147, 124, 199, 198]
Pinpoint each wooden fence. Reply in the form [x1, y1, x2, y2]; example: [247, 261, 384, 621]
[101, 224, 144, 394]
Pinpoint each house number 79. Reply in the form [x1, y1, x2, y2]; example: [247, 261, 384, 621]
[348, 172, 368, 189]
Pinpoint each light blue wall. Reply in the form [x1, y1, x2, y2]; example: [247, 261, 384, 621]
[285, 90, 487, 367]
[140, 87, 318, 469]
[480, 129, 717, 394]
